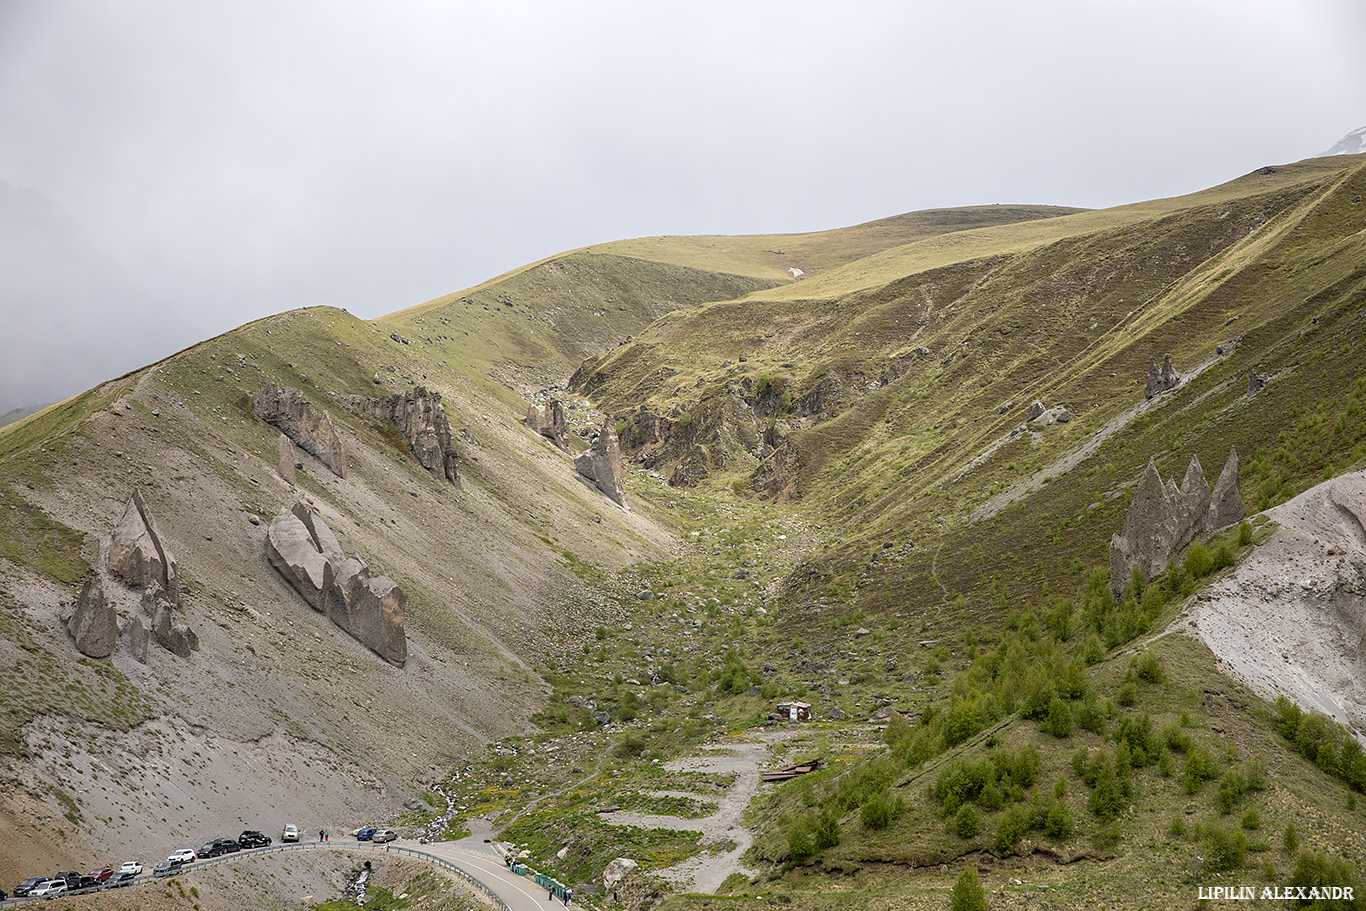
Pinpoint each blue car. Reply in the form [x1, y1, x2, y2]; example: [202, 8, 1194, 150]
[356, 827, 376, 841]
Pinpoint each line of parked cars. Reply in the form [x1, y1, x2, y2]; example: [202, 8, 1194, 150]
[12, 824, 399, 896]
[12, 862, 141, 898]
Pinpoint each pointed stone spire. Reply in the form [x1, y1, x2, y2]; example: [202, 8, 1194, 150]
[1206, 448, 1246, 533]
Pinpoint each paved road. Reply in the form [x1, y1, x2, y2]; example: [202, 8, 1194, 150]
[0, 839, 577, 911]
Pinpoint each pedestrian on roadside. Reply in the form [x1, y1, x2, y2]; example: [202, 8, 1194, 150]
[320, 829, 325, 842]
[565, 888, 573, 907]
[548, 885, 554, 900]
[325, 830, 330, 843]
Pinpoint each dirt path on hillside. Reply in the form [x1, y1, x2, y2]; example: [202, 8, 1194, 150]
[969, 354, 1223, 521]
[597, 729, 802, 893]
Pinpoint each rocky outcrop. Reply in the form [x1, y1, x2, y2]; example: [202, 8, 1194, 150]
[348, 387, 459, 485]
[1109, 449, 1245, 598]
[265, 503, 407, 665]
[68, 573, 117, 658]
[252, 384, 347, 478]
[1145, 354, 1181, 400]
[124, 616, 150, 663]
[1248, 371, 1270, 395]
[278, 434, 296, 485]
[1026, 400, 1045, 421]
[575, 423, 627, 507]
[152, 600, 200, 659]
[527, 400, 569, 451]
[108, 490, 179, 603]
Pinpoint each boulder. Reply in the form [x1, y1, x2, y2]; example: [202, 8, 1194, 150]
[252, 384, 347, 478]
[265, 507, 334, 609]
[575, 422, 627, 507]
[108, 490, 180, 603]
[603, 858, 639, 889]
[1248, 371, 1271, 395]
[527, 400, 570, 450]
[1145, 354, 1182, 400]
[278, 434, 296, 485]
[124, 616, 150, 663]
[1205, 448, 1246, 533]
[68, 573, 117, 658]
[151, 601, 199, 658]
[1026, 400, 1046, 421]
[265, 502, 407, 665]
[348, 387, 460, 485]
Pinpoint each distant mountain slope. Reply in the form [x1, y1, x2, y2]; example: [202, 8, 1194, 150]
[1320, 124, 1366, 156]
[0, 178, 202, 415]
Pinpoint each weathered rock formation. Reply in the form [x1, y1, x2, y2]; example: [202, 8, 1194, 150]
[252, 384, 347, 478]
[265, 503, 407, 665]
[68, 573, 117, 658]
[575, 422, 627, 508]
[348, 387, 460, 485]
[278, 433, 296, 485]
[1248, 371, 1271, 395]
[124, 616, 150, 663]
[1108, 448, 1245, 598]
[151, 599, 200, 658]
[527, 400, 569, 451]
[1145, 354, 1182, 399]
[1207, 449, 1247, 533]
[108, 490, 179, 603]
[1025, 400, 1045, 421]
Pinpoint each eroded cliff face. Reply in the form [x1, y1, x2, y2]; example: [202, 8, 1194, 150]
[1191, 470, 1366, 739]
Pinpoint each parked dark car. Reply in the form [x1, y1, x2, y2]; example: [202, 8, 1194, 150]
[213, 836, 242, 853]
[70, 874, 100, 891]
[355, 827, 376, 841]
[14, 877, 46, 896]
[153, 860, 179, 877]
[197, 841, 222, 858]
[238, 829, 272, 848]
[107, 871, 137, 888]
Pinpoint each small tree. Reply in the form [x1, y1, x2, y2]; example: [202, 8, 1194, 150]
[950, 866, 988, 911]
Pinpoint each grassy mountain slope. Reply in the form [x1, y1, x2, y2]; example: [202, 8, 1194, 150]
[1, 156, 1364, 910]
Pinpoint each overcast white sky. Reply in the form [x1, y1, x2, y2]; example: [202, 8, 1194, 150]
[1, 0, 1364, 342]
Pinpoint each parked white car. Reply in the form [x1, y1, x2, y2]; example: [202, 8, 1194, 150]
[120, 861, 143, 876]
[282, 824, 300, 842]
[30, 879, 67, 897]
[168, 848, 197, 864]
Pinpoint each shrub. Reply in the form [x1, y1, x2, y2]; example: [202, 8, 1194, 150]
[1241, 809, 1260, 831]
[1044, 697, 1073, 738]
[953, 804, 982, 839]
[995, 804, 1033, 851]
[1203, 824, 1248, 872]
[950, 866, 988, 911]
[1137, 652, 1164, 684]
[860, 790, 899, 830]
[786, 819, 814, 861]
[1237, 521, 1253, 546]
[1217, 771, 1247, 814]
[814, 809, 841, 850]
[1045, 800, 1074, 839]
[1289, 849, 1365, 908]
[1283, 823, 1299, 853]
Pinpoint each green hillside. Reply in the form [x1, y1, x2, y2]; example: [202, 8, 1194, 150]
[1, 155, 1364, 910]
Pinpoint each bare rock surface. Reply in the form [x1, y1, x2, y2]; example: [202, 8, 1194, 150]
[527, 400, 570, 450]
[575, 422, 628, 508]
[348, 386, 460, 485]
[68, 572, 117, 658]
[1109, 450, 1244, 599]
[1190, 470, 1366, 737]
[1145, 353, 1182, 399]
[252, 384, 347, 478]
[266, 502, 407, 665]
[278, 433, 296, 485]
[108, 489, 180, 602]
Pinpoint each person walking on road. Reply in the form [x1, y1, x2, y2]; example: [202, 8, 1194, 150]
[548, 885, 554, 900]
[320, 829, 325, 842]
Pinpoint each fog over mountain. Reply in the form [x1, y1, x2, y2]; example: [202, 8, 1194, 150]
[0, 178, 203, 418]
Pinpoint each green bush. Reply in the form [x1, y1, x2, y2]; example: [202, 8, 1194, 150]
[1044, 697, 1073, 738]
[1044, 800, 1074, 839]
[1203, 823, 1248, 872]
[860, 789, 900, 830]
[950, 866, 988, 911]
[953, 804, 982, 839]
[1289, 849, 1365, 909]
